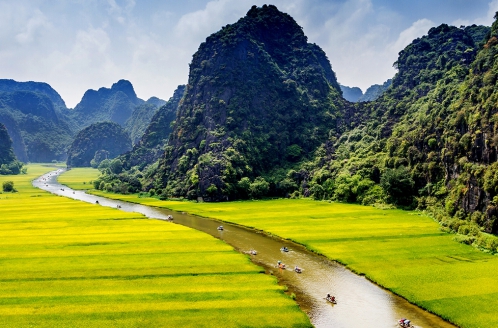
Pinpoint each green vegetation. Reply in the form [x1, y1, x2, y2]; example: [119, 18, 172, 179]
[0, 90, 73, 162]
[77, 182, 498, 328]
[0, 122, 24, 175]
[2, 180, 14, 192]
[66, 122, 132, 168]
[69, 80, 142, 128]
[92, 7, 498, 256]
[58, 168, 98, 190]
[0, 165, 310, 327]
[120, 85, 185, 170]
[106, 5, 346, 202]
[124, 97, 167, 144]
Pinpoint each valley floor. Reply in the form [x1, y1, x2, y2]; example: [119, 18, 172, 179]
[62, 168, 498, 328]
[0, 165, 310, 327]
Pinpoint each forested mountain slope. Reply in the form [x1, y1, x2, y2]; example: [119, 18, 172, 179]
[0, 90, 73, 162]
[94, 6, 498, 246]
[357, 79, 391, 102]
[0, 79, 67, 110]
[66, 122, 131, 168]
[124, 97, 168, 145]
[148, 4, 346, 200]
[69, 80, 143, 129]
[120, 85, 185, 171]
[0, 122, 23, 174]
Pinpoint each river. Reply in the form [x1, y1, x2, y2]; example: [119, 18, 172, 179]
[33, 169, 456, 328]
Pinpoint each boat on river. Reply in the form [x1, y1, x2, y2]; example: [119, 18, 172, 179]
[398, 318, 413, 327]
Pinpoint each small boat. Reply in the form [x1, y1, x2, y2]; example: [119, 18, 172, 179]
[280, 247, 289, 252]
[398, 319, 412, 327]
[217, 225, 224, 231]
[249, 249, 257, 255]
[166, 214, 173, 220]
[277, 261, 286, 269]
[294, 266, 302, 273]
[326, 296, 337, 304]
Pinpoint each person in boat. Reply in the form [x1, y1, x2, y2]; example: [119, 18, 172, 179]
[326, 294, 336, 302]
[294, 266, 302, 273]
[277, 260, 285, 269]
[281, 246, 288, 252]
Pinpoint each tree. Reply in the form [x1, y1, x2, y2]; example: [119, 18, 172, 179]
[2, 181, 14, 192]
[109, 158, 123, 174]
[380, 166, 415, 206]
[250, 177, 269, 199]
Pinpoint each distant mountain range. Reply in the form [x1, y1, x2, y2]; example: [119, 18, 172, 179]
[340, 79, 392, 102]
[5, 5, 498, 248]
[0, 79, 165, 163]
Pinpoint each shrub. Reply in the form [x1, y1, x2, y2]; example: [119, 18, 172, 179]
[250, 177, 269, 199]
[380, 166, 415, 206]
[2, 181, 14, 192]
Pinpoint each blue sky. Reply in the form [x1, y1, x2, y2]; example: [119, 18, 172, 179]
[0, 0, 497, 107]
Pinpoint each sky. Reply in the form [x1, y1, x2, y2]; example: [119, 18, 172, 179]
[1, 0, 498, 108]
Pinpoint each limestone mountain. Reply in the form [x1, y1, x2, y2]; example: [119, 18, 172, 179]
[0, 90, 73, 162]
[141, 4, 345, 200]
[69, 80, 143, 129]
[357, 79, 392, 102]
[121, 85, 185, 170]
[66, 121, 132, 168]
[125, 97, 168, 145]
[300, 23, 494, 235]
[0, 122, 23, 174]
[339, 84, 363, 102]
[0, 79, 67, 110]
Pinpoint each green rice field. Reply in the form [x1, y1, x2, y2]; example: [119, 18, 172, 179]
[67, 168, 498, 328]
[0, 165, 310, 327]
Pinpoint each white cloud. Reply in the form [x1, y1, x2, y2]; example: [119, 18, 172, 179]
[390, 18, 435, 53]
[15, 9, 51, 45]
[0, 1, 496, 107]
[452, 0, 498, 26]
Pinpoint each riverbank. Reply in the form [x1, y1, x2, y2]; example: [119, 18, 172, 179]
[0, 165, 310, 327]
[61, 168, 498, 328]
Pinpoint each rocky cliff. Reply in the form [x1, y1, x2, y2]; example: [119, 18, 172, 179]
[66, 121, 132, 167]
[147, 5, 345, 200]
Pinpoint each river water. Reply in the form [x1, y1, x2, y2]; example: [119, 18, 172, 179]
[33, 169, 456, 328]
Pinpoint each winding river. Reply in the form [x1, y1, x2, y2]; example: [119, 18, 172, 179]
[34, 169, 455, 328]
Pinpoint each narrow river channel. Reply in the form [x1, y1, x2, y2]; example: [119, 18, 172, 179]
[34, 169, 455, 328]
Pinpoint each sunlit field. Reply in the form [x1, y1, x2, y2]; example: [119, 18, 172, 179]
[57, 167, 97, 190]
[0, 165, 310, 327]
[64, 168, 498, 328]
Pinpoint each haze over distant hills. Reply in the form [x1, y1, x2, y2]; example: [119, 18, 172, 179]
[340, 79, 392, 102]
[0, 79, 165, 162]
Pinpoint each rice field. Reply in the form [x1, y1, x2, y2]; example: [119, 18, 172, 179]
[67, 168, 498, 328]
[57, 167, 97, 190]
[0, 165, 311, 327]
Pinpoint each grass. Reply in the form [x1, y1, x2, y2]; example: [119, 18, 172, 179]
[0, 165, 311, 327]
[65, 168, 498, 328]
[57, 167, 97, 190]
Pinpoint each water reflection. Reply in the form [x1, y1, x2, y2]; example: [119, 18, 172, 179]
[34, 170, 455, 328]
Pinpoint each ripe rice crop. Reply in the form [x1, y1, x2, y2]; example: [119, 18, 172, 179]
[0, 165, 310, 327]
[69, 167, 498, 328]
